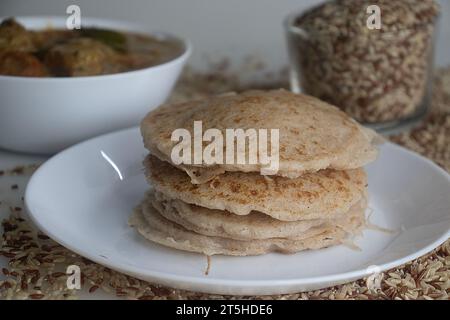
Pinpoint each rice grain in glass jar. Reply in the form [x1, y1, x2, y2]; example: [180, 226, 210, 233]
[285, 0, 439, 132]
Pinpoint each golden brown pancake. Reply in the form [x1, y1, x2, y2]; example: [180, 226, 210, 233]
[141, 89, 379, 183]
[145, 155, 368, 221]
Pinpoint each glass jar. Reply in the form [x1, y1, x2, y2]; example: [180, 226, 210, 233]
[284, 4, 439, 133]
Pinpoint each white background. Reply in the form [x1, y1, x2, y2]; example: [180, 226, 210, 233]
[1, 0, 449, 73]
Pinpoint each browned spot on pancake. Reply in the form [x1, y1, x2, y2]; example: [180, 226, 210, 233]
[297, 191, 315, 203]
[240, 96, 265, 104]
[230, 182, 241, 193]
[295, 147, 306, 155]
[211, 179, 220, 189]
[261, 177, 270, 190]
[342, 170, 350, 179]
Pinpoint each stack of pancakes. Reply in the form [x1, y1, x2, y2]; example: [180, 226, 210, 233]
[130, 90, 380, 256]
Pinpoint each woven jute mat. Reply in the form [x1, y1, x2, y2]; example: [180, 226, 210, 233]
[1, 68, 449, 300]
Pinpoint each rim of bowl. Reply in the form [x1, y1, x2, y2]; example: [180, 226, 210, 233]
[284, 6, 440, 38]
[0, 16, 192, 82]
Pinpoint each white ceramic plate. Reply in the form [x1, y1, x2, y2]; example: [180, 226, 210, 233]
[25, 127, 450, 295]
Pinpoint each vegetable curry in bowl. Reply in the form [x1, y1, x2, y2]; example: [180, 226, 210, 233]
[0, 18, 184, 77]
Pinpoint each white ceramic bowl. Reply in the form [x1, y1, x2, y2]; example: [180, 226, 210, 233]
[0, 16, 191, 154]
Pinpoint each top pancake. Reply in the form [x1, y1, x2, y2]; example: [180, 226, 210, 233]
[141, 89, 379, 183]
